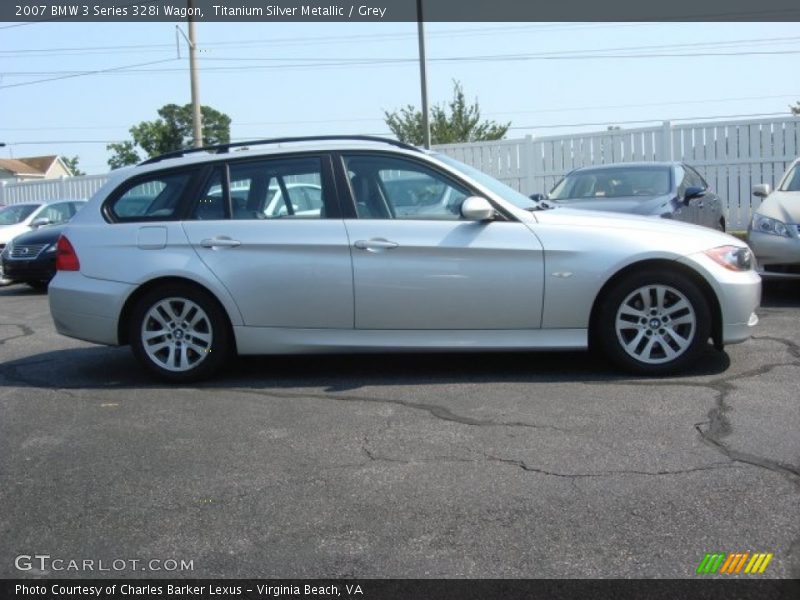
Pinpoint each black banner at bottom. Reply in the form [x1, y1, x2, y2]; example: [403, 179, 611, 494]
[2, 579, 800, 600]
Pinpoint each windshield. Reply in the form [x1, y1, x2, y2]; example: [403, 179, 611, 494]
[0, 204, 38, 225]
[779, 165, 800, 192]
[433, 153, 536, 210]
[549, 167, 671, 200]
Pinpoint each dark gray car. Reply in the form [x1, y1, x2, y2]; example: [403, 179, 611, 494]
[541, 162, 726, 231]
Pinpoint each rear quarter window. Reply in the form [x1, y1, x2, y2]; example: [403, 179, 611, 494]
[106, 171, 193, 221]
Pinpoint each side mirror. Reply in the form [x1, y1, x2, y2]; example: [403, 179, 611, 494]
[752, 183, 771, 198]
[529, 193, 546, 201]
[682, 186, 706, 205]
[461, 196, 495, 221]
[30, 217, 51, 228]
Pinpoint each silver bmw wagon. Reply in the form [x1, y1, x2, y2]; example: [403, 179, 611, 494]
[48, 136, 761, 382]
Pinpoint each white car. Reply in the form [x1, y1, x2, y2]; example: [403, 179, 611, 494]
[0, 199, 86, 285]
[748, 158, 800, 278]
[47, 136, 761, 382]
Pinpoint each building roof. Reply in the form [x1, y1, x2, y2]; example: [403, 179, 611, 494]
[0, 155, 69, 177]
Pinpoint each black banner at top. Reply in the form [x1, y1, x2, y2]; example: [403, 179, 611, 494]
[3, 0, 800, 23]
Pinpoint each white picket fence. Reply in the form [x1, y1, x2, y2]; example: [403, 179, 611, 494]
[3, 116, 798, 230]
[0, 173, 108, 205]
[436, 117, 800, 230]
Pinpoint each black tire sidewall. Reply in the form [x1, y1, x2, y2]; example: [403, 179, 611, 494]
[129, 283, 231, 382]
[597, 271, 712, 375]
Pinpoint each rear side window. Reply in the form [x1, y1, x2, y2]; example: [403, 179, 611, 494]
[186, 157, 329, 221]
[229, 157, 325, 220]
[108, 172, 192, 221]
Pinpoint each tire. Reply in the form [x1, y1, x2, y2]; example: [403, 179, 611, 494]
[28, 281, 48, 292]
[595, 271, 711, 375]
[129, 283, 232, 382]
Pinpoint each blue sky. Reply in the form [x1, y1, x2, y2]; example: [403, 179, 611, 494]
[1, 20, 799, 173]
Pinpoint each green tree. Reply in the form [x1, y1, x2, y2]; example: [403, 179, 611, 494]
[107, 103, 232, 169]
[384, 81, 510, 146]
[61, 155, 85, 176]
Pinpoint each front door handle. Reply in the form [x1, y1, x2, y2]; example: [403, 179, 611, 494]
[200, 237, 241, 248]
[354, 238, 399, 251]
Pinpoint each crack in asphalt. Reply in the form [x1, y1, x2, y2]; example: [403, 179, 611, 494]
[482, 454, 742, 479]
[0, 323, 34, 347]
[603, 339, 800, 488]
[227, 386, 570, 433]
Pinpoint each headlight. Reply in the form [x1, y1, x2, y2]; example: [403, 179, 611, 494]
[704, 245, 754, 271]
[1, 242, 10, 257]
[43, 243, 56, 253]
[751, 213, 791, 237]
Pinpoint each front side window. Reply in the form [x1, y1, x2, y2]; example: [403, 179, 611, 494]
[344, 155, 470, 220]
[109, 172, 192, 221]
[0, 204, 39, 225]
[779, 165, 800, 192]
[685, 166, 706, 190]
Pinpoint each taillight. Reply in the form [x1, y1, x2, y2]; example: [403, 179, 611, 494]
[55, 235, 80, 271]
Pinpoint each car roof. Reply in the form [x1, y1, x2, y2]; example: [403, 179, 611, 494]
[125, 138, 430, 177]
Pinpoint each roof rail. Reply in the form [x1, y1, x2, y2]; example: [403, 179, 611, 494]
[138, 135, 421, 166]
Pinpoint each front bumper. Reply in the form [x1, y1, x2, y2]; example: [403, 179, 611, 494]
[678, 253, 761, 346]
[1, 256, 55, 283]
[748, 230, 800, 278]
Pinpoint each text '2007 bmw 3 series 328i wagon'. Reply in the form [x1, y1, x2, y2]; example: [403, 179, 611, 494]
[48, 136, 761, 382]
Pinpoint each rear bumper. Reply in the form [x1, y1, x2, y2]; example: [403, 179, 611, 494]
[48, 272, 133, 346]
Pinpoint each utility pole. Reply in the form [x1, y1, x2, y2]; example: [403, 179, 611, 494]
[416, 0, 431, 149]
[187, 0, 202, 148]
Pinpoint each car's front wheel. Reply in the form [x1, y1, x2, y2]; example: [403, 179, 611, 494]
[595, 271, 711, 374]
[129, 284, 231, 382]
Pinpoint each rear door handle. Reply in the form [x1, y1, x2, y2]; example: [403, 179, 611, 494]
[354, 238, 399, 251]
[200, 237, 241, 248]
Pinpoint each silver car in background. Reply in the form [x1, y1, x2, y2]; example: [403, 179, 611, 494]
[48, 136, 760, 382]
[748, 158, 800, 278]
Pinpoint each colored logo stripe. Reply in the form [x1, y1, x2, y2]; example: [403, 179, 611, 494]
[696, 552, 773, 574]
[696, 553, 726, 574]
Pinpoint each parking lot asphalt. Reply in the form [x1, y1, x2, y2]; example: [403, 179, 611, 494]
[0, 282, 798, 579]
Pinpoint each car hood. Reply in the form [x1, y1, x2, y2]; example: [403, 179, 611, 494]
[549, 194, 672, 215]
[754, 191, 800, 224]
[533, 207, 742, 253]
[7, 224, 66, 246]
[0, 223, 29, 244]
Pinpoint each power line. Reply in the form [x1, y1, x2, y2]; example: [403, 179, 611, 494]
[0, 58, 177, 89]
[0, 23, 669, 55]
[4, 47, 800, 84]
[4, 111, 795, 146]
[3, 92, 799, 132]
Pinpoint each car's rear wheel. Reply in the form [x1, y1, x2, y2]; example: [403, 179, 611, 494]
[129, 284, 231, 382]
[595, 271, 711, 374]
